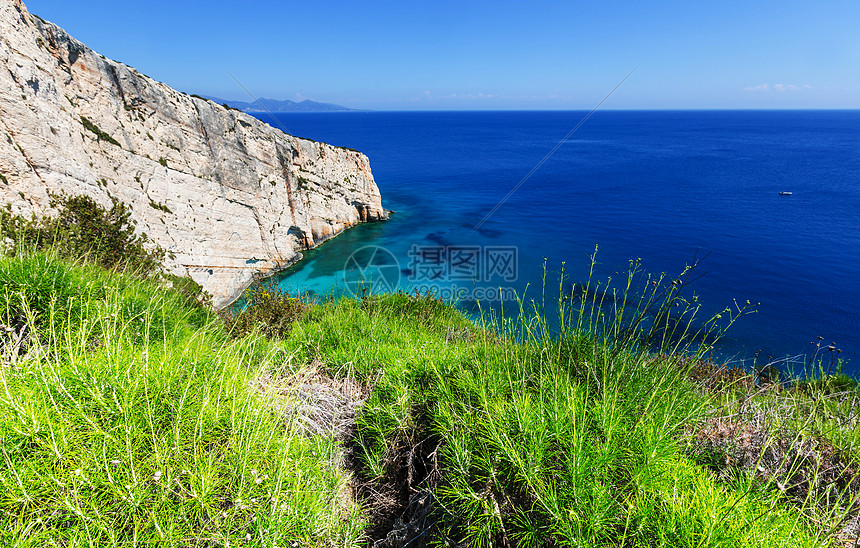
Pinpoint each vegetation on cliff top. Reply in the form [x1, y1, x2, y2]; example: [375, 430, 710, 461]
[0, 197, 858, 546]
[1, 193, 163, 274]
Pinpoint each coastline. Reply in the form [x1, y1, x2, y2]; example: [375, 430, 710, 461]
[217, 210, 393, 309]
[254, 110, 859, 373]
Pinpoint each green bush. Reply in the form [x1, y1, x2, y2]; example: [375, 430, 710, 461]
[1, 193, 164, 274]
[163, 272, 211, 312]
[148, 198, 172, 213]
[80, 115, 121, 147]
[223, 282, 306, 339]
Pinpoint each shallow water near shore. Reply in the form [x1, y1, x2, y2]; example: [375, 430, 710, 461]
[254, 110, 860, 375]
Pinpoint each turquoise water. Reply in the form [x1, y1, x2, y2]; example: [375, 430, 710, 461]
[253, 110, 860, 374]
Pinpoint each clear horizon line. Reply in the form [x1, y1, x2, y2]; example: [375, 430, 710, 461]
[241, 106, 860, 113]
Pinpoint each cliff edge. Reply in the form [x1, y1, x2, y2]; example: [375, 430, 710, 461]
[0, 0, 386, 306]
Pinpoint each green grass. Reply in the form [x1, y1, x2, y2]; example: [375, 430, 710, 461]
[273, 258, 858, 546]
[0, 247, 857, 546]
[0, 250, 364, 546]
[281, 290, 856, 547]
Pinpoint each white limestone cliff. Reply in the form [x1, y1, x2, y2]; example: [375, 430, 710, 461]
[0, 0, 387, 306]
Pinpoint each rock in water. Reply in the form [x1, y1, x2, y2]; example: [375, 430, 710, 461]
[0, 0, 387, 306]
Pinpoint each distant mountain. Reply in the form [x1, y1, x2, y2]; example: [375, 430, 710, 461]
[202, 96, 358, 113]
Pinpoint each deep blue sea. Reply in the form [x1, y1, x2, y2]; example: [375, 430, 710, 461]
[253, 110, 860, 375]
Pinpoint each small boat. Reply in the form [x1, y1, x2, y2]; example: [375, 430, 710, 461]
[779, 191, 793, 196]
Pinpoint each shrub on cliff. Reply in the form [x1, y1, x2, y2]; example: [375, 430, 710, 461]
[223, 282, 307, 339]
[1, 193, 163, 274]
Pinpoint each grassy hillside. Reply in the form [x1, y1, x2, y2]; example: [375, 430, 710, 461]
[0, 250, 364, 546]
[1, 247, 858, 547]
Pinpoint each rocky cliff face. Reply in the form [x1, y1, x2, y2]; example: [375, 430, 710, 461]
[0, 0, 386, 307]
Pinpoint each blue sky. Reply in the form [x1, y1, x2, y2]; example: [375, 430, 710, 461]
[24, 0, 860, 110]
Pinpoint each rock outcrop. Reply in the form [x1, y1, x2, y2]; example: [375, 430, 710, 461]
[0, 0, 386, 306]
